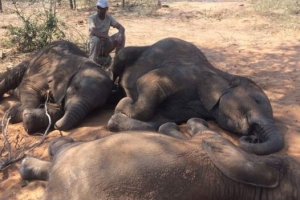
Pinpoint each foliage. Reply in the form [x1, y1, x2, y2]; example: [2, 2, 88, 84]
[7, 0, 67, 52]
[0, 0, 3, 13]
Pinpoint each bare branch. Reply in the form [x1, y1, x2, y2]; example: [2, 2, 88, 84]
[0, 93, 53, 170]
[1, 111, 12, 161]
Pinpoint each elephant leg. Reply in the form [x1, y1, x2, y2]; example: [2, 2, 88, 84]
[107, 113, 156, 132]
[48, 136, 75, 157]
[23, 103, 63, 134]
[107, 112, 172, 132]
[116, 72, 173, 121]
[0, 60, 29, 98]
[7, 89, 44, 124]
[19, 156, 51, 181]
[158, 122, 187, 139]
[10, 81, 49, 124]
[185, 118, 210, 137]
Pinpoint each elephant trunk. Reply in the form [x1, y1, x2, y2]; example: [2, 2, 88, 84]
[54, 101, 91, 131]
[239, 119, 285, 155]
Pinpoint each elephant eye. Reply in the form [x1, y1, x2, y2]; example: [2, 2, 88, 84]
[254, 96, 266, 104]
[255, 99, 260, 104]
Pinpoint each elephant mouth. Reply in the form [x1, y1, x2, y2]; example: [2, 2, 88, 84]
[239, 120, 269, 144]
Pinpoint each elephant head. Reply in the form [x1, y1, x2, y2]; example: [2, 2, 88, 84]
[47, 57, 112, 131]
[197, 71, 284, 155]
[20, 118, 299, 200]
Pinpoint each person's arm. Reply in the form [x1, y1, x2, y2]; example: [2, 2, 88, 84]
[113, 22, 125, 47]
[114, 22, 125, 35]
[89, 27, 110, 39]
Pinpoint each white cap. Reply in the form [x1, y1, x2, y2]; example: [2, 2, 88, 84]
[97, 0, 109, 8]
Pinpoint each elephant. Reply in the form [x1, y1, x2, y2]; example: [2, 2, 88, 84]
[20, 118, 300, 200]
[106, 37, 284, 155]
[0, 40, 112, 133]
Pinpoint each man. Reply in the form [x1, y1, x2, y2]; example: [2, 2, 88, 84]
[88, 0, 125, 66]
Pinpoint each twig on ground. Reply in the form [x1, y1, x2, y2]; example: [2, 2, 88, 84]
[0, 93, 52, 170]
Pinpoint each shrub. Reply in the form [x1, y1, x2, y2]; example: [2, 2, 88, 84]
[7, 0, 67, 52]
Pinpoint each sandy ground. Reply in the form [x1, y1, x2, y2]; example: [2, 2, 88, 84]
[0, 1, 300, 199]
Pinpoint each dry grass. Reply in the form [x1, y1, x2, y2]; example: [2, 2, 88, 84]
[251, 0, 300, 30]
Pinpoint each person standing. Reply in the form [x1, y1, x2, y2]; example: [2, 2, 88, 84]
[88, 0, 125, 66]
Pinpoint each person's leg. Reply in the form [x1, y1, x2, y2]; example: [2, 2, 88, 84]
[89, 36, 102, 62]
[90, 35, 117, 55]
[89, 36, 113, 60]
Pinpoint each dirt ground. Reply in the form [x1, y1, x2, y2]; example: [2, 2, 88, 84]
[0, 1, 300, 199]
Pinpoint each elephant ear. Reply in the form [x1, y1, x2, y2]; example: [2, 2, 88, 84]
[202, 134, 279, 188]
[197, 71, 233, 110]
[47, 59, 81, 104]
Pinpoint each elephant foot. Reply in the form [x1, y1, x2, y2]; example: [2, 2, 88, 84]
[23, 108, 49, 134]
[114, 97, 134, 116]
[20, 156, 51, 181]
[186, 118, 209, 136]
[158, 122, 187, 139]
[107, 113, 155, 132]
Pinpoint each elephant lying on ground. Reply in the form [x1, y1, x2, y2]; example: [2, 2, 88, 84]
[0, 40, 112, 133]
[20, 118, 300, 200]
[106, 37, 284, 155]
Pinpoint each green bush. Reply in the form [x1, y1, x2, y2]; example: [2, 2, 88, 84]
[7, 0, 67, 52]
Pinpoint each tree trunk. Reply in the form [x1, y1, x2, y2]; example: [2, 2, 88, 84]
[0, 0, 3, 13]
[69, 0, 73, 9]
[69, 0, 76, 10]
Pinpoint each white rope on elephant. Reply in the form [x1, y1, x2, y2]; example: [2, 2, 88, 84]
[27, 92, 52, 153]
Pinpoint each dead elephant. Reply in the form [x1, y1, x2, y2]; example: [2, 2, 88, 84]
[0, 40, 112, 133]
[20, 118, 300, 200]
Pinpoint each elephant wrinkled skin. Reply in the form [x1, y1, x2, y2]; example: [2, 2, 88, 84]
[0, 40, 112, 133]
[106, 37, 284, 155]
[20, 118, 300, 200]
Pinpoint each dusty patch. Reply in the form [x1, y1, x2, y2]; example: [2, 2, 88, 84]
[0, 1, 300, 199]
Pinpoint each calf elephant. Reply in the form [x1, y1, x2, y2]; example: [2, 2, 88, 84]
[20, 118, 300, 200]
[106, 37, 284, 155]
[0, 40, 112, 133]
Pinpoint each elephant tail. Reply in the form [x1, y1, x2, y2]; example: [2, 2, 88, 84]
[238, 122, 285, 155]
[0, 60, 29, 97]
